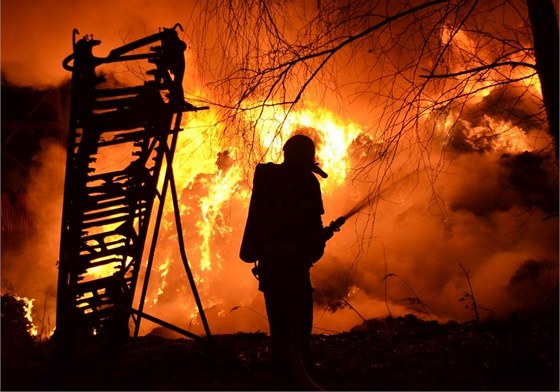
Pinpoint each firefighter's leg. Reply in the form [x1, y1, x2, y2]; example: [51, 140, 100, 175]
[288, 268, 323, 391]
[264, 287, 292, 379]
[300, 280, 314, 372]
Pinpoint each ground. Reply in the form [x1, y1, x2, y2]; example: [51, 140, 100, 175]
[2, 311, 558, 391]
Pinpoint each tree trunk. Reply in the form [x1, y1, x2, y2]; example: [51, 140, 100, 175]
[527, 0, 559, 159]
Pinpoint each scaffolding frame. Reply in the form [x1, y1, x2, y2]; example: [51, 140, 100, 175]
[56, 24, 210, 354]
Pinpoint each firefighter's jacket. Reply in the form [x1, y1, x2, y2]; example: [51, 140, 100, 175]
[240, 162, 326, 266]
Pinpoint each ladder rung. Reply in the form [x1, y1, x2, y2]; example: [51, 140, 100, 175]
[82, 203, 147, 221]
[93, 97, 137, 110]
[79, 246, 129, 263]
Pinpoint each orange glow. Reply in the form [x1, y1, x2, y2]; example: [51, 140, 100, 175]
[438, 24, 542, 103]
[81, 228, 127, 282]
[2, 4, 557, 340]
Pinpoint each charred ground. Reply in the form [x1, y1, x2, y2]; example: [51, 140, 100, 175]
[2, 294, 558, 391]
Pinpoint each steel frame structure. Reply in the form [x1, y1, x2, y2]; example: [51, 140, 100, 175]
[56, 24, 210, 354]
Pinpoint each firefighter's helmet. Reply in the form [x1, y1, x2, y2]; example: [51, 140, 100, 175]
[283, 134, 328, 178]
[283, 134, 315, 166]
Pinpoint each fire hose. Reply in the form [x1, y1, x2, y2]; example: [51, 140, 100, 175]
[322, 190, 379, 240]
[323, 171, 416, 240]
[322, 193, 375, 239]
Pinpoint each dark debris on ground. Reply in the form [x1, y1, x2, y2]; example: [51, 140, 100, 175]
[1, 313, 558, 391]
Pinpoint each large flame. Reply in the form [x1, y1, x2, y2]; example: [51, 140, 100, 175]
[248, 105, 363, 190]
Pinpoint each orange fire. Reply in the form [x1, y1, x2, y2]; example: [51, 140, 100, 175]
[14, 295, 39, 338]
[246, 105, 363, 190]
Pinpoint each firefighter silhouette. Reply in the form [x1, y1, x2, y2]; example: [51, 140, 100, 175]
[240, 134, 329, 390]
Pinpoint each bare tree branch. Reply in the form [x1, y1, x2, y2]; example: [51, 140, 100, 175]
[420, 60, 537, 79]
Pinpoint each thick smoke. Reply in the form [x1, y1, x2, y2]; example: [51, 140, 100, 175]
[307, 89, 558, 327]
[1, 140, 65, 338]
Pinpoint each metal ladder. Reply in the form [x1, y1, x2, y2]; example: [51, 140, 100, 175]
[56, 24, 210, 354]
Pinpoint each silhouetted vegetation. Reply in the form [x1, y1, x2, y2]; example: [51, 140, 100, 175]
[2, 295, 557, 391]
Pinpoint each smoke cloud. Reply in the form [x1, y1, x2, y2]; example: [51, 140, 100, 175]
[1, 139, 65, 337]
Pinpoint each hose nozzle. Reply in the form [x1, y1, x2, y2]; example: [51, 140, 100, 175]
[323, 216, 346, 241]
